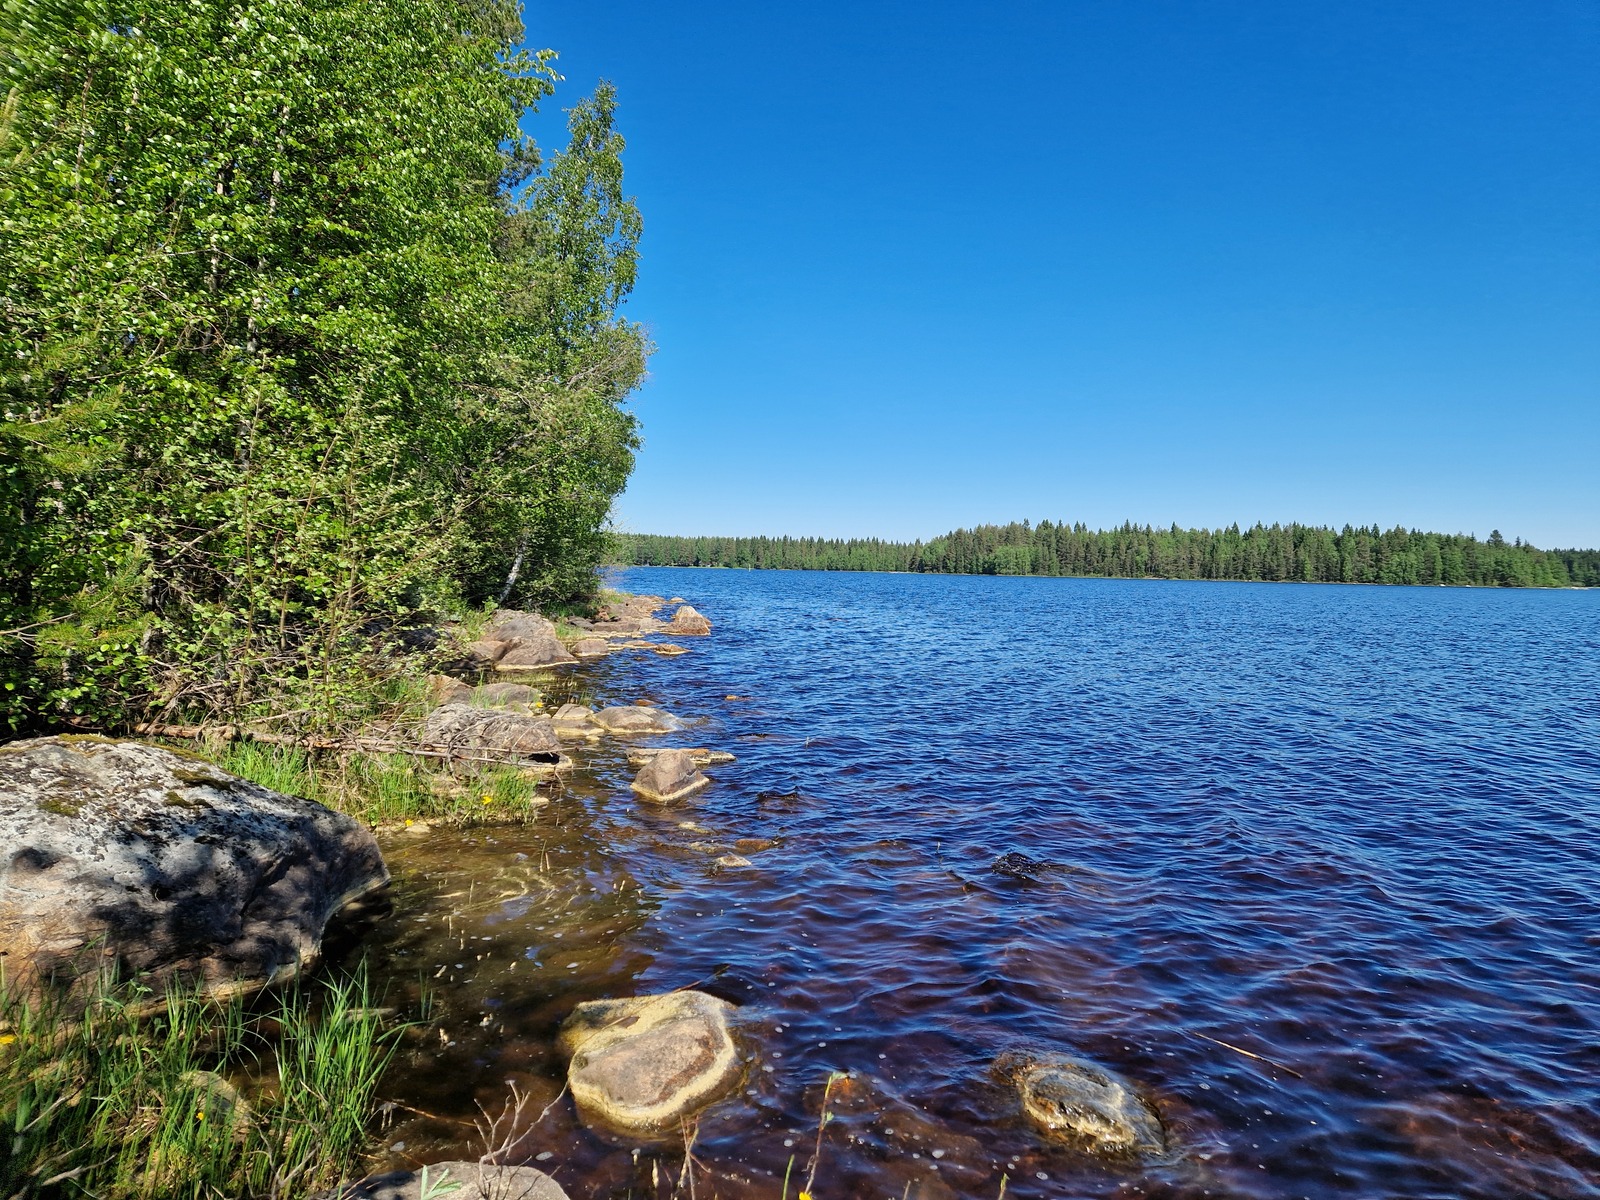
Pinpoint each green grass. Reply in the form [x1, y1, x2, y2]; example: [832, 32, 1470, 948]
[1, 967, 395, 1200]
[213, 743, 551, 829]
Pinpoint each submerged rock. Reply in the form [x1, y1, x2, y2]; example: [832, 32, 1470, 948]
[630, 749, 710, 805]
[421, 703, 563, 763]
[592, 705, 678, 735]
[558, 990, 745, 1136]
[625, 747, 736, 767]
[667, 605, 712, 636]
[994, 1050, 1165, 1156]
[328, 1162, 567, 1200]
[551, 703, 602, 739]
[0, 737, 388, 1005]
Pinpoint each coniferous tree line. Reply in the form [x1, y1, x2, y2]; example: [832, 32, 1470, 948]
[1, 0, 646, 731]
[620, 523, 1600, 588]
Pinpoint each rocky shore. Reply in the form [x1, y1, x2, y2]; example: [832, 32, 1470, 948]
[1, 589, 1179, 1198]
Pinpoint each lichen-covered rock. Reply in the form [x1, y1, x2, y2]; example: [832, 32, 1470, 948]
[994, 1050, 1165, 1156]
[327, 1162, 567, 1200]
[630, 749, 710, 805]
[0, 737, 388, 1005]
[667, 605, 712, 636]
[421, 704, 562, 762]
[591, 706, 678, 735]
[558, 991, 745, 1136]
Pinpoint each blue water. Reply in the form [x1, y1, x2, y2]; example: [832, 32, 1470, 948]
[379, 570, 1600, 1199]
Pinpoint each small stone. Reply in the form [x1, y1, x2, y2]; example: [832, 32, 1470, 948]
[715, 854, 752, 869]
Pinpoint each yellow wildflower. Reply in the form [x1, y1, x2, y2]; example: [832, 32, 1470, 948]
[481, 794, 494, 804]
[195, 1110, 206, 1122]
[0, 1033, 15, 1046]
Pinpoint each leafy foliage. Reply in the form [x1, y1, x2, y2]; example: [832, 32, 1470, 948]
[622, 523, 1600, 587]
[0, 0, 646, 732]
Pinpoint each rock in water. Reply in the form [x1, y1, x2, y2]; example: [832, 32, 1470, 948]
[571, 637, 609, 658]
[994, 1051, 1165, 1156]
[626, 747, 736, 767]
[630, 749, 711, 804]
[668, 605, 712, 636]
[0, 737, 388, 1005]
[591, 705, 678, 735]
[551, 703, 602, 739]
[558, 991, 745, 1136]
[327, 1162, 567, 1200]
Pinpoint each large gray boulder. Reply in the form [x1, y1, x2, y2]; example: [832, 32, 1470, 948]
[328, 1163, 567, 1200]
[994, 1050, 1165, 1156]
[558, 991, 745, 1137]
[0, 737, 388, 1004]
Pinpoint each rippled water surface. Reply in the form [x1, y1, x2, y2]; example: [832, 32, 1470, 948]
[364, 570, 1600, 1199]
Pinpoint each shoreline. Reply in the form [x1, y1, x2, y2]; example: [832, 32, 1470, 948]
[612, 563, 1590, 591]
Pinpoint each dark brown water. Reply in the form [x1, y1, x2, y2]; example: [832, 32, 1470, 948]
[355, 569, 1600, 1199]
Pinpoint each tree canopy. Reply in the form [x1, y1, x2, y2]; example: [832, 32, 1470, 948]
[621, 523, 1600, 588]
[1, 0, 647, 731]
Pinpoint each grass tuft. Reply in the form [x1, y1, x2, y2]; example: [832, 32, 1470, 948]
[0, 966, 396, 1200]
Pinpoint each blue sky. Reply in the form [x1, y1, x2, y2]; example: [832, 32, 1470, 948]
[522, 1, 1599, 548]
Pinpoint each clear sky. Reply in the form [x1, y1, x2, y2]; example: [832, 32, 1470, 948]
[522, 1, 1599, 548]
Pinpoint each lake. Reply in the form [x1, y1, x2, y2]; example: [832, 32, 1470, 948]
[367, 569, 1600, 1199]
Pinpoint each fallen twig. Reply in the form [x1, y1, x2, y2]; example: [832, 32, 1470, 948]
[1189, 1030, 1304, 1079]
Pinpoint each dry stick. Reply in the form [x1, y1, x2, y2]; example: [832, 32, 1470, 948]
[1189, 1030, 1304, 1079]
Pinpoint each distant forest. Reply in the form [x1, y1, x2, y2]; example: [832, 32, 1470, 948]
[619, 523, 1600, 588]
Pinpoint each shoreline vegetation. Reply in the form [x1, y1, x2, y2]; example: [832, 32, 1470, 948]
[619, 523, 1600, 588]
[3, 0, 662, 1193]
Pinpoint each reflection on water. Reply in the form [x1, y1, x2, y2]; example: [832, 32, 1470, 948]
[352, 571, 1600, 1199]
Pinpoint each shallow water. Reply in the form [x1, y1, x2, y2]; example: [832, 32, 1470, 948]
[359, 570, 1600, 1199]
